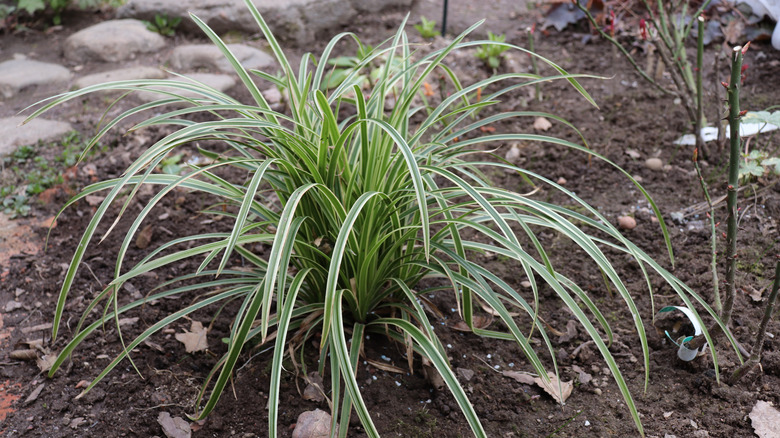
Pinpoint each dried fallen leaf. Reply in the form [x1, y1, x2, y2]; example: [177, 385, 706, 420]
[422, 358, 445, 391]
[302, 372, 325, 403]
[175, 321, 208, 353]
[36, 354, 56, 373]
[723, 19, 745, 44]
[535, 372, 573, 404]
[10, 349, 38, 361]
[69, 417, 86, 429]
[457, 367, 475, 382]
[118, 317, 139, 327]
[624, 149, 641, 159]
[21, 323, 53, 334]
[750, 400, 780, 438]
[571, 365, 592, 385]
[557, 320, 578, 343]
[136, 224, 155, 249]
[452, 314, 493, 332]
[502, 370, 536, 386]
[365, 358, 405, 374]
[292, 409, 336, 438]
[24, 383, 44, 404]
[478, 300, 520, 317]
[505, 144, 521, 163]
[744, 285, 764, 302]
[190, 419, 207, 433]
[502, 370, 573, 403]
[84, 195, 105, 206]
[5, 300, 23, 312]
[158, 411, 191, 438]
[533, 117, 552, 131]
[144, 340, 165, 352]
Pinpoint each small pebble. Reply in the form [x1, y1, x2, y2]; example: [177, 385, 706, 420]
[617, 216, 637, 230]
[584, 420, 591, 426]
[556, 177, 567, 185]
[645, 157, 664, 171]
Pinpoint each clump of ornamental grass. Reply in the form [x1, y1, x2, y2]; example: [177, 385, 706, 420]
[26, 1, 739, 436]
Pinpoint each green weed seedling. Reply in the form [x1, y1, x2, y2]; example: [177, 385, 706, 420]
[15, 0, 123, 25]
[0, 130, 102, 218]
[738, 110, 780, 181]
[143, 13, 182, 37]
[414, 16, 440, 39]
[475, 31, 509, 69]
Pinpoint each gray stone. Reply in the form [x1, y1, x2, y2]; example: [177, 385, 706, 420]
[118, 0, 412, 44]
[64, 19, 166, 63]
[73, 66, 167, 89]
[134, 73, 236, 102]
[0, 59, 72, 99]
[169, 44, 274, 73]
[0, 117, 73, 156]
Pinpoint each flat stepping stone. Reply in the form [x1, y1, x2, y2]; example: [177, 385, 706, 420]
[117, 0, 412, 44]
[169, 44, 274, 73]
[0, 117, 73, 156]
[0, 58, 71, 99]
[74, 66, 167, 89]
[134, 73, 236, 102]
[64, 19, 166, 63]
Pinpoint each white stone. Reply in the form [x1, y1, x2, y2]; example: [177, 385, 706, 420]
[64, 19, 166, 63]
[169, 44, 274, 73]
[0, 59, 72, 99]
[134, 73, 236, 102]
[0, 117, 73, 156]
[73, 66, 167, 89]
[645, 157, 664, 171]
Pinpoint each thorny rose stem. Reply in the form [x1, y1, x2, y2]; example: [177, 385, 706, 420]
[687, 44, 747, 353]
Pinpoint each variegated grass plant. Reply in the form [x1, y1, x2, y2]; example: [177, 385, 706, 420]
[26, 1, 739, 436]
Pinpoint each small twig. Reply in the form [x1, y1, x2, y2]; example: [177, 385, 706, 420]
[573, 1, 673, 95]
[693, 146, 721, 314]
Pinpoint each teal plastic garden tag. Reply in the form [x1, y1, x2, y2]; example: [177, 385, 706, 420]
[656, 306, 708, 361]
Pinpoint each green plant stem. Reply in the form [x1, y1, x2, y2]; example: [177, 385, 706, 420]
[728, 259, 780, 384]
[722, 45, 743, 328]
[695, 15, 705, 156]
[527, 28, 541, 102]
[686, 45, 745, 354]
[693, 149, 720, 314]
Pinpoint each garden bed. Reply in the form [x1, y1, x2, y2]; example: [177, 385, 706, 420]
[1, 5, 779, 438]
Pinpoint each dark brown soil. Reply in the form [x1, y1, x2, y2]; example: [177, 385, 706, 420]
[1, 3, 779, 438]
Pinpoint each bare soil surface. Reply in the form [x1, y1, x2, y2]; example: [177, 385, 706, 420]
[1, 3, 780, 438]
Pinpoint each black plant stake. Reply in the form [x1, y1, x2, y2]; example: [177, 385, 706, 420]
[441, 0, 449, 36]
